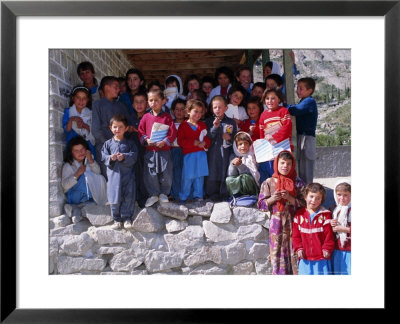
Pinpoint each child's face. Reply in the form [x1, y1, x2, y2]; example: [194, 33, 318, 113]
[263, 66, 272, 78]
[173, 102, 186, 121]
[72, 91, 89, 111]
[78, 69, 94, 85]
[188, 79, 200, 94]
[251, 86, 264, 98]
[212, 99, 228, 118]
[71, 144, 87, 163]
[166, 81, 178, 89]
[277, 157, 293, 176]
[188, 105, 203, 123]
[133, 95, 148, 115]
[127, 73, 142, 92]
[202, 82, 213, 97]
[237, 70, 252, 89]
[336, 190, 351, 206]
[236, 140, 250, 155]
[306, 191, 323, 212]
[110, 120, 128, 139]
[217, 73, 230, 88]
[104, 81, 120, 100]
[148, 93, 165, 114]
[266, 79, 280, 91]
[246, 103, 260, 120]
[264, 92, 281, 111]
[119, 81, 127, 94]
[148, 85, 161, 92]
[229, 91, 244, 106]
[296, 82, 313, 99]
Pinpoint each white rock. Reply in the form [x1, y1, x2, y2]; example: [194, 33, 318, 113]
[232, 261, 254, 275]
[184, 245, 222, 267]
[232, 207, 266, 225]
[187, 215, 203, 226]
[157, 202, 188, 220]
[210, 202, 232, 224]
[144, 250, 184, 273]
[248, 243, 269, 260]
[98, 246, 127, 255]
[164, 225, 205, 252]
[202, 221, 236, 242]
[50, 220, 91, 237]
[82, 204, 113, 226]
[132, 207, 165, 233]
[52, 214, 72, 228]
[57, 256, 106, 274]
[60, 232, 94, 256]
[255, 258, 272, 275]
[132, 232, 169, 251]
[49, 237, 59, 257]
[88, 226, 134, 245]
[109, 249, 143, 272]
[222, 242, 247, 265]
[187, 201, 214, 217]
[165, 219, 188, 233]
[236, 224, 267, 242]
[184, 263, 227, 275]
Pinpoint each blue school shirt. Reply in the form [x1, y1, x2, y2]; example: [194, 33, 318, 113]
[287, 96, 318, 137]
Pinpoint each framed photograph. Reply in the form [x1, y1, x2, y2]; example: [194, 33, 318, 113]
[1, 0, 397, 321]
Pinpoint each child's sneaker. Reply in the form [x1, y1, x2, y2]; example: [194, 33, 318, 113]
[124, 220, 133, 229]
[159, 194, 169, 203]
[145, 195, 159, 207]
[111, 221, 122, 230]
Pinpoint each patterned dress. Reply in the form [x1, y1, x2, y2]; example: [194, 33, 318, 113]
[257, 177, 305, 275]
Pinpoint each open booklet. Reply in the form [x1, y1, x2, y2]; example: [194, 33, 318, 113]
[253, 138, 291, 163]
[149, 122, 169, 143]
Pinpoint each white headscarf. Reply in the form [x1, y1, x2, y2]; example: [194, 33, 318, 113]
[69, 104, 95, 145]
[332, 179, 351, 246]
[233, 132, 260, 186]
[271, 61, 281, 75]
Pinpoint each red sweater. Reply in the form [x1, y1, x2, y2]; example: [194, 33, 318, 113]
[138, 111, 177, 151]
[258, 106, 293, 149]
[239, 119, 260, 142]
[292, 207, 335, 261]
[177, 120, 211, 155]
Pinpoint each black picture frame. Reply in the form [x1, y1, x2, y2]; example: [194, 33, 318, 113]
[1, 0, 398, 322]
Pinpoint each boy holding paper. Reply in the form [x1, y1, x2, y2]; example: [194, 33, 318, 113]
[256, 89, 293, 185]
[138, 89, 177, 207]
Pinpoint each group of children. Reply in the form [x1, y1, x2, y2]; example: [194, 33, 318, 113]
[60, 60, 351, 275]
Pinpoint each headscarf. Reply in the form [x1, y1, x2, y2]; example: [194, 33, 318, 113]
[332, 179, 351, 246]
[272, 150, 296, 212]
[233, 132, 260, 186]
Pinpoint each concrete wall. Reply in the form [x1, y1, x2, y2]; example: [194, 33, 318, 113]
[314, 145, 351, 178]
[49, 49, 132, 217]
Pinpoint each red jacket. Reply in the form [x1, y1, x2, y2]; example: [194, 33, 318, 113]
[292, 207, 335, 261]
[258, 106, 293, 150]
[177, 120, 211, 155]
[138, 111, 177, 151]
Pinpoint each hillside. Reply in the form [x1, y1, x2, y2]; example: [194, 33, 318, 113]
[254, 49, 351, 146]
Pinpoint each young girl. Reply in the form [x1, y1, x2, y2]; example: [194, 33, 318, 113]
[164, 74, 185, 110]
[62, 86, 96, 158]
[225, 84, 249, 128]
[119, 68, 146, 114]
[258, 89, 293, 185]
[170, 98, 187, 201]
[138, 89, 177, 207]
[184, 74, 201, 99]
[205, 95, 237, 201]
[257, 150, 305, 275]
[61, 136, 105, 223]
[330, 180, 351, 275]
[201, 76, 215, 104]
[177, 100, 210, 202]
[207, 66, 234, 105]
[293, 183, 335, 275]
[102, 114, 138, 230]
[239, 96, 262, 141]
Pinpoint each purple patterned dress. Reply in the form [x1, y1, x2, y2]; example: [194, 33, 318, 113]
[257, 177, 305, 275]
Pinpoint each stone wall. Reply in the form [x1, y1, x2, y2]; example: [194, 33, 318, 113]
[49, 201, 272, 275]
[314, 145, 351, 178]
[49, 49, 132, 217]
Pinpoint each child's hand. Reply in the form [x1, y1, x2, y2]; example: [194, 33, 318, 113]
[111, 153, 118, 161]
[156, 141, 165, 148]
[85, 150, 94, 163]
[297, 250, 304, 259]
[197, 141, 206, 149]
[232, 157, 242, 166]
[146, 139, 155, 146]
[194, 140, 200, 146]
[332, 225, 349, 233]
[271, 191, 282, 202]
[330, 219, 339, 227]
[213, 117, 221, 128]
[265, 134, 276, 144]
[116, 153, 125, 161]
[233, 118, 241, 126]
[75, 164, 86, 178]
[222, 133, 231, 141]
[322, 250, 330, 259]
[249, 125, 255, 134]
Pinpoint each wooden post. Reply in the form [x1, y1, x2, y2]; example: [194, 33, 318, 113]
[283, 49, 297, 166]
[262, 49, 270, 67]
[246, 50, 254, 68]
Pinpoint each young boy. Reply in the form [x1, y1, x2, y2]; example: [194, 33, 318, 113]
[235, 65, 253, 96]
[330, 180, 351, 275]
[251, 82, 266, 99]
[287, 77, 318, 185]
[226, 132, 260, 197]
[92, 76, 135, 178]
[138, 89, 177, 207]
[101, 114, 138, 230]
[292, 183, 335, 275]
[77, 61, 100, 101]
